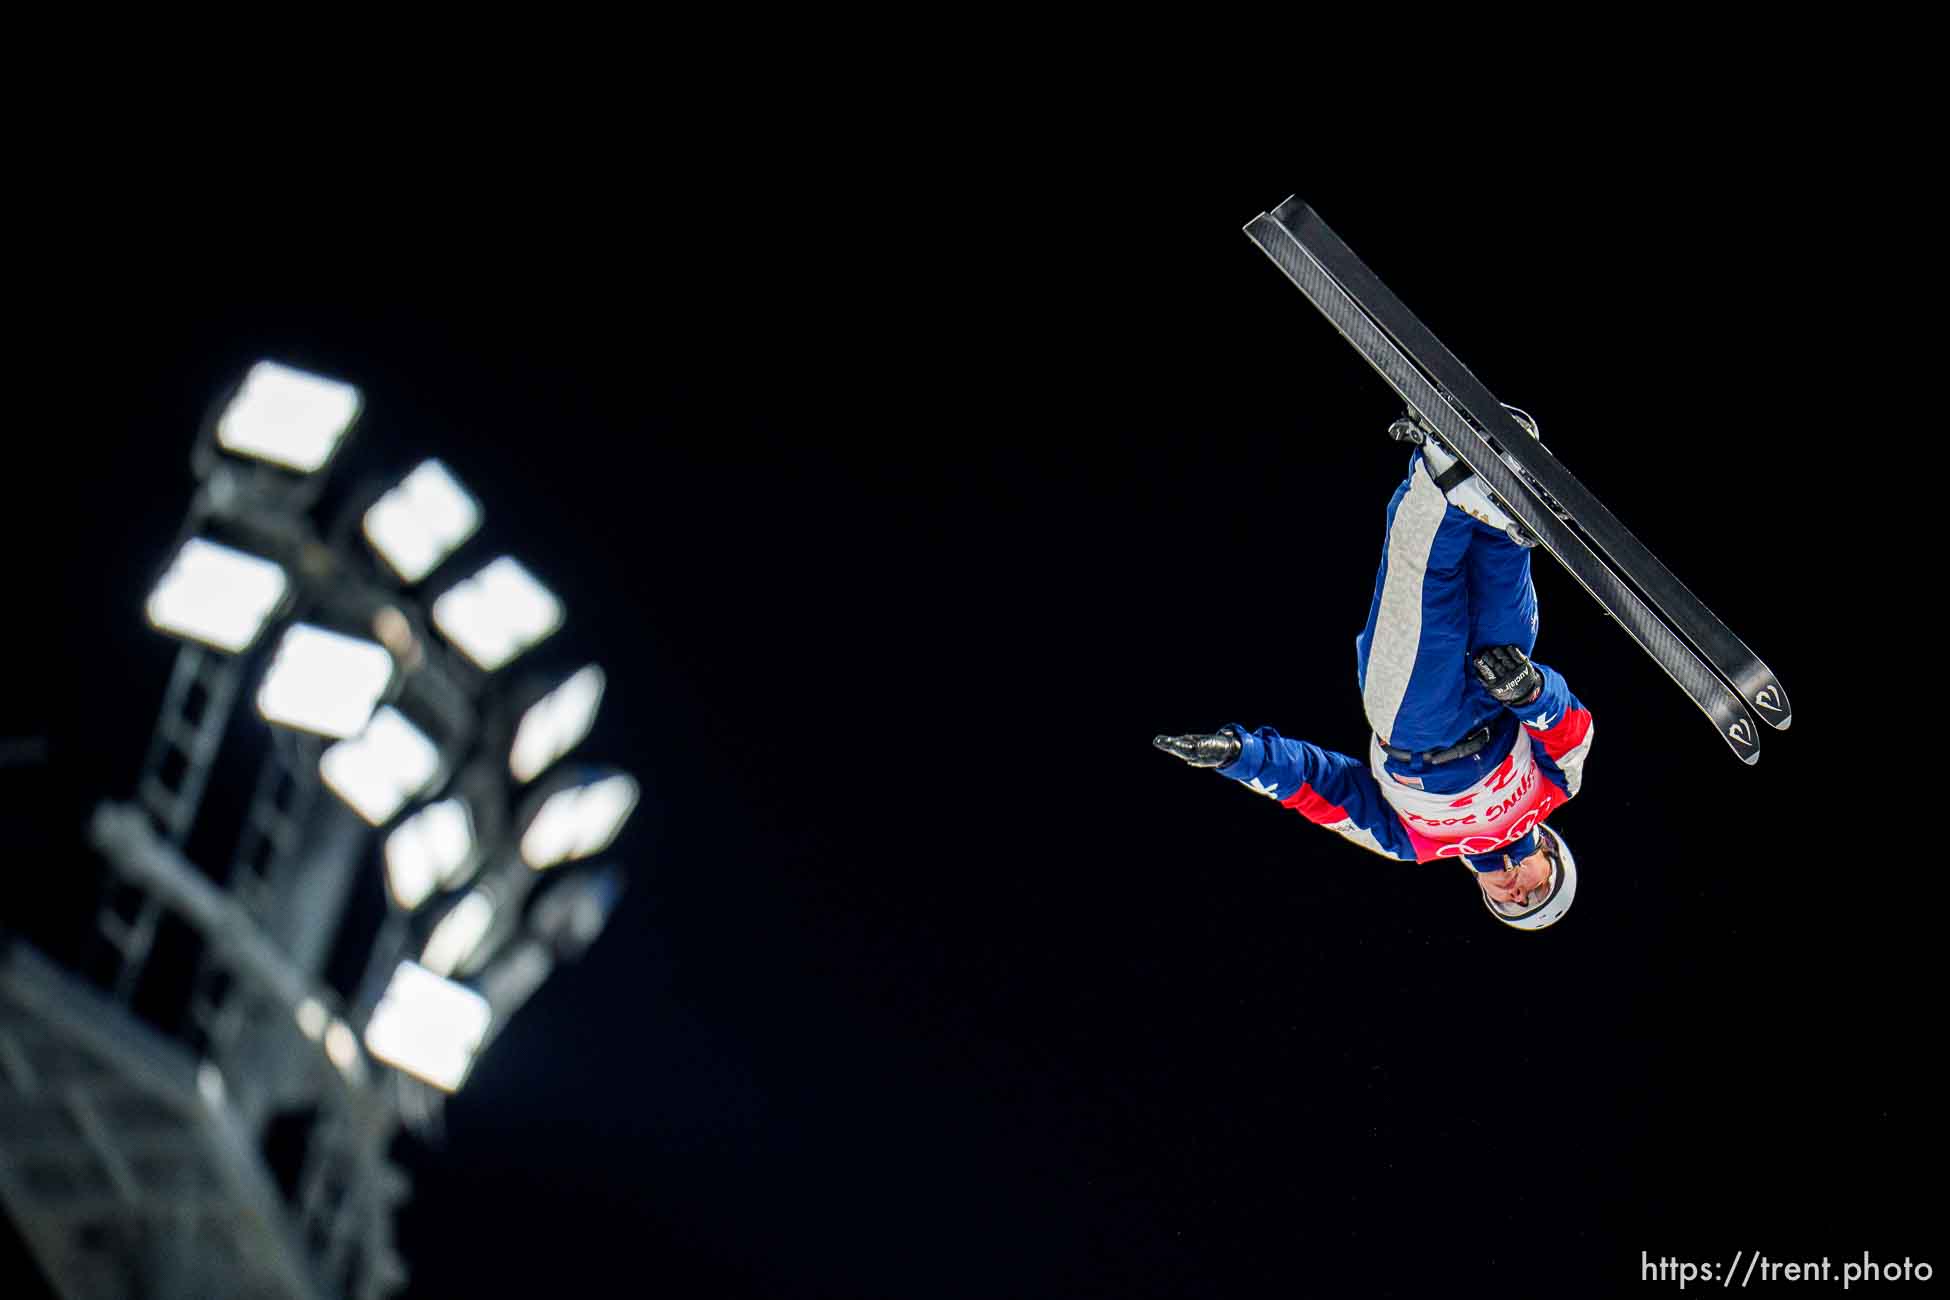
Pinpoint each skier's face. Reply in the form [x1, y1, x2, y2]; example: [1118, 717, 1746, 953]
[1480, 847, 1552, 906]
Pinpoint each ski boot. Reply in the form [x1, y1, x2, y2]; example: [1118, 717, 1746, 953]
[1389, 405, 1567, 547]
[1496, 405, 1575, 529]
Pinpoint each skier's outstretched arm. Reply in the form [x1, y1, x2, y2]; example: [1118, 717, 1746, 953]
[1473, 646, 1595, 799]
[1154, 726, 1418, 862]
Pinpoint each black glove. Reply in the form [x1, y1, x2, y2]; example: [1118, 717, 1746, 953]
[1473, 644, 1543, 707]
[1152, 729, 1242, 768]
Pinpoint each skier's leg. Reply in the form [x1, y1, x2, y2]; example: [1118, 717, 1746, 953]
[1460, 509, 1546, 868]
[1453, 403, 1542, 654]
[1466, 517, 1539, 657]
[1355, 451, 1482, 753]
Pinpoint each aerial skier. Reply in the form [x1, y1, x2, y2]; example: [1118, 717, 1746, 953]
[1154, 412, 1594, 930]
[1155, 197, 1789, 929]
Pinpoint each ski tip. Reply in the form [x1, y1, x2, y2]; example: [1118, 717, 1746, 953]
[1269, 196, 1313, 229]
[1749, 682, 1791, 731]
[1725, 723, 1761, 765]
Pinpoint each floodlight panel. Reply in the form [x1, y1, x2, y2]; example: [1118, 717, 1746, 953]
[215, 361, 360, 472]
[363, 961, 492, 1092]
[572, 775, 639, 857]
[421, 889, 495, 977]
[386, 848, 436, 912]
[145, 538, 288, 652]
[510, 665, 606, 782]
[432, 556, 563, 671]
[385, 798, 475, 910]
[256, 624, 394, 738]
[519, 788, 581, 870]
[319, 707, 439, 825]
[362, 459, 482, 583]
[295, 997, 328, 1041]
[521, 774, 639, 870]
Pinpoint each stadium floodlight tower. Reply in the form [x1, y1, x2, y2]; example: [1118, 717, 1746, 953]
[0, 360, 642, 1300]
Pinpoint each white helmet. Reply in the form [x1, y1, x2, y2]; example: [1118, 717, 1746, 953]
[1480, 823, 1577, 931]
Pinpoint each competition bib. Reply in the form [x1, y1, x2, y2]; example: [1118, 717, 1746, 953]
[1368, 730, 1558, 862]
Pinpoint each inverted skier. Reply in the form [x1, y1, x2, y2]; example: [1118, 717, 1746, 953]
[1154, 411, 1595, 930]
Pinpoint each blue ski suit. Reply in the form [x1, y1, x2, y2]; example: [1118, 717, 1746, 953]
[1216, 450, 1595, 871]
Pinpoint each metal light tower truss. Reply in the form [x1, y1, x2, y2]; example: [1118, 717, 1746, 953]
[98, 641, 249, 1004]
[187, 726, 328, 1061]
[2, 866, 408, 1300]
[1, 937, 341, 1300]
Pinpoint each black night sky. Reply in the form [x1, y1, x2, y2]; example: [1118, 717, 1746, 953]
[10, 127, 1937, 1298]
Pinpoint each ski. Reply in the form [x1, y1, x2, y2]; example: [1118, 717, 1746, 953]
[1242, 204, 1765, 764]
[1261, 197, 1791, 737]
